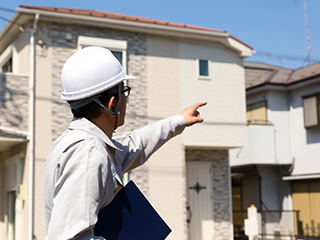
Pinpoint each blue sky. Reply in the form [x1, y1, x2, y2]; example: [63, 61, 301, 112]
[0, 0, 319, 69]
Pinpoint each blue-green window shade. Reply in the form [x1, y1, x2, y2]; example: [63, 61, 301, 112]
[199, 59, 209, 76]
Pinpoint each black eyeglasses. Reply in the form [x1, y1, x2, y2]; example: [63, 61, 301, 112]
[121, 86, 131, 97]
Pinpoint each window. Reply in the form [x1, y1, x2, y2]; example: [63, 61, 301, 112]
[2, 58, 12, 72]
[303, 94, 320, 128]
[246, 101, 268, 124]
[291, 181, 320, 237]
[78, 36, 127, 73]
[199, 59, 209, 76]
[198, 59, 210, 79]
[0, 45, 13, 73]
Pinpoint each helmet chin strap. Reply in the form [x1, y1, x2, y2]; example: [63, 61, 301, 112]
[91, 84, 122, 131]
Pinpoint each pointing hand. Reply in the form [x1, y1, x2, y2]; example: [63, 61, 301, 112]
[180, 102, 207, 127]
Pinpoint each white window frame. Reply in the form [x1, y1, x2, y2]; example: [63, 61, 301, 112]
[0, 45, 13, 72]
[77, 36, 128, 74]
[197, 58, 211, 80]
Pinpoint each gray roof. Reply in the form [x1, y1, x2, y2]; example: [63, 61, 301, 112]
[244, 61, 320, 89]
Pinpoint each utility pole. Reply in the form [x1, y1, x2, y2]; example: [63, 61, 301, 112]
[303, 0, 311, 65]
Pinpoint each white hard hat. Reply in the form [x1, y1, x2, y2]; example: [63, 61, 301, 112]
[61, 46, 135, 101]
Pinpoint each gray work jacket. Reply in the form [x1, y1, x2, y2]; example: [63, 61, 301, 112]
[44, 115, 185, 239]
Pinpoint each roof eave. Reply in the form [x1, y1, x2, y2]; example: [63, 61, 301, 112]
[1, 7, 254, 57]
[0, 11, 26, 53]
[246, 83, 287, 95]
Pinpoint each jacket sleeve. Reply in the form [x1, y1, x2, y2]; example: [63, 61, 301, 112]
[112, 115, 186, 174]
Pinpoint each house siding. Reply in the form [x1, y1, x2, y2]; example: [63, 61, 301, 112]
[0, 73, 29, 131]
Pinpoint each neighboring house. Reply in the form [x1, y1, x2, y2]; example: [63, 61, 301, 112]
[0, 5, 253, 240]
[230, 61, 320, 239]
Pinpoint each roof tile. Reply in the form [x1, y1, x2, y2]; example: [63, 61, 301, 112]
[19, 5, 230, 36]
[244, 61, 320, 89]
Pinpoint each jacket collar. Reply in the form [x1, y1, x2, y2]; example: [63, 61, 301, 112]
[68, 118, 122, 151]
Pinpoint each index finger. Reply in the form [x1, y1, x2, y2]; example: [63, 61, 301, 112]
[193, 102, 207, 110]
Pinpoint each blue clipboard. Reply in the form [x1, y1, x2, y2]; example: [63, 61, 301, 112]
[94, 180, 172, 240]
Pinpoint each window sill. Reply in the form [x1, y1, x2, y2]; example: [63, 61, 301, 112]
[198, 76, 211, 81]
[247, 120, 272, 125]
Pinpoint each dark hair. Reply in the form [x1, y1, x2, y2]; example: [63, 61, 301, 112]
[68, 84, 119, 121]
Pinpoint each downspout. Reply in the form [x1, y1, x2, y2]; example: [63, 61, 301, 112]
[228, 157, 234, 240]
[287, 96, 296, 213]
[289, 96, 296, 173]
[29, 12, 39, 240]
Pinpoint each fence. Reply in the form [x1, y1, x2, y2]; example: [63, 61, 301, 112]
[233, 210, 320, 240]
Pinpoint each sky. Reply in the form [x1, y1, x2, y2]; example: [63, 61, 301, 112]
[0, 0, 319, 70]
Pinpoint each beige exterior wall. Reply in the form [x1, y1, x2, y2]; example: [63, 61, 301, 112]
[179, 40, 247, 148]
[34, 22, 54, 239]
[146, 35, 186, 240]
[0, 23, 54, 239]
[0, 144, 28, 240]
[12, 22, 31, 75]
[146, 35, 245, 240]
[0, 30, 31, 236]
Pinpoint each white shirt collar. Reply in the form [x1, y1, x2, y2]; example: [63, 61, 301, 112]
[68, 118, 122, 151]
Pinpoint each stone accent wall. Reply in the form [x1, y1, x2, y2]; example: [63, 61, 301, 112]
[186, 148, 232, 240]
[0, 73, 29, 131]
[48, 23, 149, 194]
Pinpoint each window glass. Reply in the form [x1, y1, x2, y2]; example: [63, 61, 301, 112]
[112, 51, 122, 65]
[246, 101, 267, 124]
[199, 59, 209, 77]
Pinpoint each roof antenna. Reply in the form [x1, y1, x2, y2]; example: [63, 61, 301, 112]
[302, 0, 311, 66]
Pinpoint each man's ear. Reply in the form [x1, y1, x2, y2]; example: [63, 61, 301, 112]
[107, 96, 116, 112]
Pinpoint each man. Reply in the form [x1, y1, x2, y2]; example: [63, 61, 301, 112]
[44, 46, 206, 239]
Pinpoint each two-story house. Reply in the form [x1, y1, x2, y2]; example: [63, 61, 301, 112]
[0, 5, 253, 240]
[230, 61, 320, 239]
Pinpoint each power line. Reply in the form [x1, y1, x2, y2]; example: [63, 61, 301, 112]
[0, 7, 15, 13]
[0, 6, 25, 32]
[0, 15, 24, 32]
[0, 16, 11, 22]
[254, 50, 319, 62]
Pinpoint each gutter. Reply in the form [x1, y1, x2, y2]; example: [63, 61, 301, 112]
[28, 12, 39, 240]
[16, 7, 253, 57]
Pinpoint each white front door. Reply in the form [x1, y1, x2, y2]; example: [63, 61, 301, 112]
[186, 161, 214, 240]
